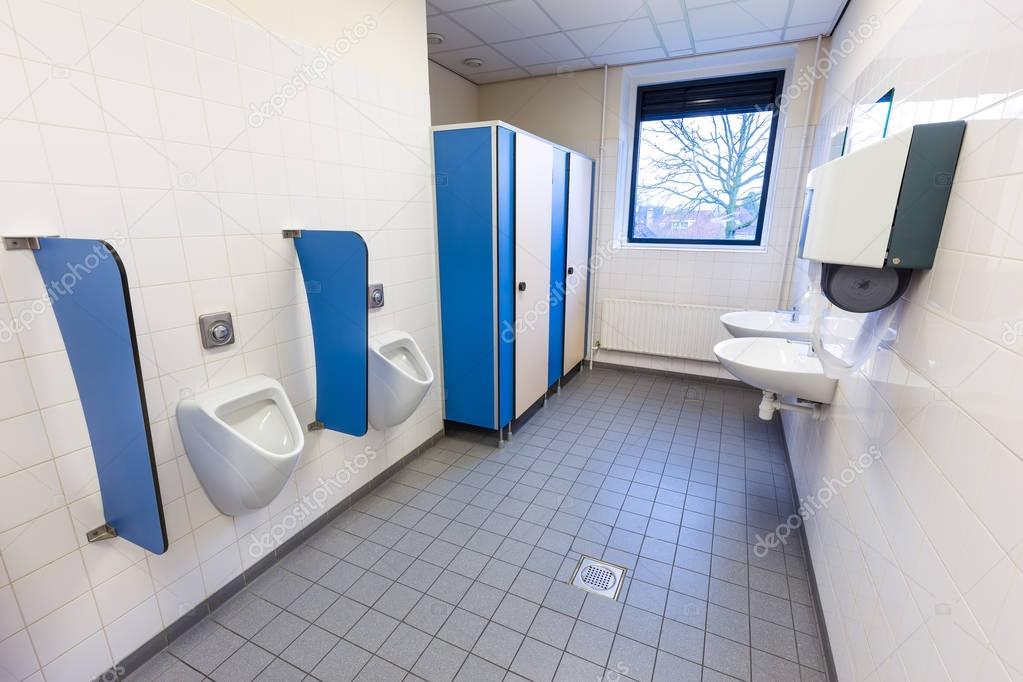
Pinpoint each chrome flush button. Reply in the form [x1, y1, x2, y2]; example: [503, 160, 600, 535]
[368, 283, 384, 309]
[199, 312, 235, 348]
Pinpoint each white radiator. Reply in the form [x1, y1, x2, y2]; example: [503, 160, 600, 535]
[598, 299, 737, 362]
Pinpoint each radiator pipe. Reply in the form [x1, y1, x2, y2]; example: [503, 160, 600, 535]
[587, 63, 609, 372]
[777, 34, 823, 309]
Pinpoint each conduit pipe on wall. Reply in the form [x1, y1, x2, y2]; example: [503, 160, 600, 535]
[777, 34, 824, 309]
[587, 63, 608, 371]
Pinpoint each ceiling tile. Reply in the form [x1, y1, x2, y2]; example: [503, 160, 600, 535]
[450, 0, 558, 43]
[657, 20, 692, 53]
[685, 0, 731, 8]
[784, 21, 833, 41]
[536, 0, 649, 30]
[648, 0, 685, 23]
[598, 47, 669, 65]
[531, 32, 586, 61]
[789, 0, 843, 27]
[689, 2, 771, 39]
[738, 0, 791, 30]
[472, 67, 532, 83]
[429, 44, 516, 75]
[493, 33, 583, 65]
[429, 0, 493, 12]
[568, 18, 660, 56]
[695, 28, 783, 52]
[524, 58, 594, 76]
[428, 0, 845, 83]
[426, 14, 484, 53]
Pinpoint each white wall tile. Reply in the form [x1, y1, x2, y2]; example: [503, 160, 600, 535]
[781, 0, 1023, 679]
[0, 412, 52, 478]
[0, 358, 38, 420]
[25, 352, 77, 409]
[41, 629, 112, 682]
[0, 584, 24, 640]
[89, 23, 151, 85]
[0, 628, 40, 681]
[40, 126, 119, 187]
[27, 591, 102, 664]
[7, 0, 88, 65]
[146, 37, 202, 97]
[0, 508, 78, 581]
[0, 121, 51, 184]
[104, 597, 161, 661]
[41, 400, 90, 457]
[13, 551, 91, 624]
[0, 3, 442, 680]
[55, 185, 127, 239]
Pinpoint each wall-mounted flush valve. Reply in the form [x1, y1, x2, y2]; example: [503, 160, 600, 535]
[368, 283, 384, 309]
[199, 312, 234, 348]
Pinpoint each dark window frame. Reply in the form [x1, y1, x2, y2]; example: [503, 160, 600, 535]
[626, 71, 786, 247]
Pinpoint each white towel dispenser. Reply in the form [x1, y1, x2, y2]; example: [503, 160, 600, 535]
[798, 121, 965, 312]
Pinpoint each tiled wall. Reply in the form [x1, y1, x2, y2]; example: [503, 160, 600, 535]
[783, 0, 1023, 678]
[0, 0, 442, 680]
[479, 43, 822, 379]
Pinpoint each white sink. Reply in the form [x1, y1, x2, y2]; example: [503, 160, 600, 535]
[721, 310, 811, 340]
[721, 310, 862, 343]
[714, 337, 837, 404]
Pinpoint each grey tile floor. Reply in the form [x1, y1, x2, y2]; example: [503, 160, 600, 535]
[129, 367, 829, 682]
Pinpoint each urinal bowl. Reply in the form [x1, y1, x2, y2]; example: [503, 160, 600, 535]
[177, 375, 304, 516]
[368, 331, 434, 430]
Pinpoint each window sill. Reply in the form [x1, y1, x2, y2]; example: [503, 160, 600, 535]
[619, 240, 769, 255]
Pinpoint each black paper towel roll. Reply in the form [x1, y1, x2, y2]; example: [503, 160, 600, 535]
[821, 264, 911, 313]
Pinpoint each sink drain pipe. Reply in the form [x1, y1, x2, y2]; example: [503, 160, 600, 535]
[758, 391, 821, 421]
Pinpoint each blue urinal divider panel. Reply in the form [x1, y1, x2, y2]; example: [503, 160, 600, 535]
[548, 149, 568, 388]
[293, 231, 368, 436]
[33, 238, 167, 555]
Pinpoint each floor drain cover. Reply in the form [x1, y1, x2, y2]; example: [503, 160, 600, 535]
[572, 556, 625, 600]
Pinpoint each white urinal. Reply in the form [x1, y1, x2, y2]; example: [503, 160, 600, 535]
[177, 375, 304, 516]
[368, 330, 434, 430]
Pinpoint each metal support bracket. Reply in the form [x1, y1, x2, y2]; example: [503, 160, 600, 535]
[282, 229, 302, 239]
[3, 236, 41, 251]
[308, 420, 325, 431]
[86, 523, 117, 543]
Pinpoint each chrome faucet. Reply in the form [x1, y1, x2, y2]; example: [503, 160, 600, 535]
[786, 339, 816, 357]
[776, 306, 800, 322]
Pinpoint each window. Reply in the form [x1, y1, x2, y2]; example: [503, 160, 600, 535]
[628, 71, 785, 246]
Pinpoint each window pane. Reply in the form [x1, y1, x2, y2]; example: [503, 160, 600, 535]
[632, 111, 773, 242]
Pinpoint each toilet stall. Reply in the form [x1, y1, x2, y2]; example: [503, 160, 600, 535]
[432, 122, 594, 436]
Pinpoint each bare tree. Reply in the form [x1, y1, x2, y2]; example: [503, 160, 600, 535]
[637, 112, 772, 239]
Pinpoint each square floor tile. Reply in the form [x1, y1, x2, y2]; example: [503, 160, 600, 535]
[411, 638, 469, 682]
[510, 637, 563, 682]
[280, 624, 338, 671]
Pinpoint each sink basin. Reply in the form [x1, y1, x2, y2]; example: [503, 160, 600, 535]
[721, 310, 862, 342]
[721, 311, 811, 340]
[713, 337, 837, 404]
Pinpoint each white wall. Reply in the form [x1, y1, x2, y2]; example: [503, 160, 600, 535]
[428, 61, 479, 125]
[783, 0, 1023, 678]
[480, 43, 824, 378]
[0, 0, 441, 680]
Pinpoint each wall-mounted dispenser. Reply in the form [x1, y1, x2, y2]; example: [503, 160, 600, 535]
[799, 121, 966, 312]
